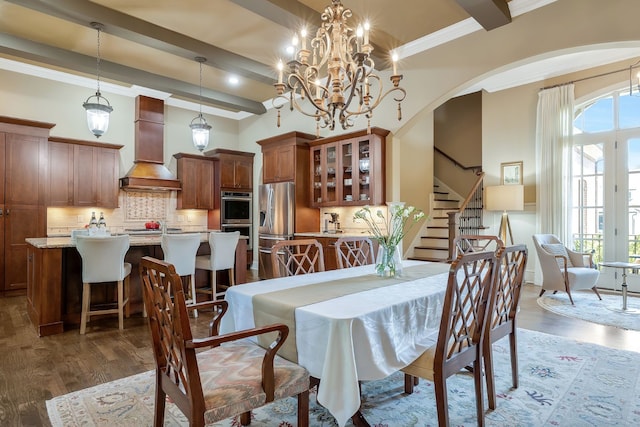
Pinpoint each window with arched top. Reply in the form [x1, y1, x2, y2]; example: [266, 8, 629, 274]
[572, 88, 640, 291]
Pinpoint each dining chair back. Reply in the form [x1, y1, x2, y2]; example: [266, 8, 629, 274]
[452, 234, 504, 260]
[483, 244, 528, 410]
[75, 234, 132, 334]
[195, 231, 240, 301]
[161, 233, 201, 315]
[271, 238, 325, 278]
[532, 233, 601, 304]
[139, 256, 310, 427]
[402, 251, 499, 426]
[335, 236, 375, 269]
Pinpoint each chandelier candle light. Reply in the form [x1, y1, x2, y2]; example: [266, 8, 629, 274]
[354, 204, 425, 277]
[274, 0, 406, 136]
[82, 22, 113, 138]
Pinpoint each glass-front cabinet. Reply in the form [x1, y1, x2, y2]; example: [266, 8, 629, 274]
[310, 127, 388, 207]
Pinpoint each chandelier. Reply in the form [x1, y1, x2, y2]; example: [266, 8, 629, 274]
[82, 22, 113, 138]
[190, 56, 212, 152]
[273, 0, 406, 135]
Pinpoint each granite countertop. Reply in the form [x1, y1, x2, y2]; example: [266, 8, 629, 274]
[26, 230, 248, 249]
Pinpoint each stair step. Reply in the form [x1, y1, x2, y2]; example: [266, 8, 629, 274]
[414, 245, 448, 251]
[434, 198, 460, 202]
[421, 235, 448, 240]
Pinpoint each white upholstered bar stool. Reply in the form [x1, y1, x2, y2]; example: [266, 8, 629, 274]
[161, 233, 202, 316]
[195, 231, 240, 301]
[75, 234, 132, 335]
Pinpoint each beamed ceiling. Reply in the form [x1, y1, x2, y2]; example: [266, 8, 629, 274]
[0, 0, 521, 116]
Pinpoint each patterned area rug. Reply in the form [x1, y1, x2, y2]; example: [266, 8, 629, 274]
[537, 290, 640, 331]
[47, 329, 640, 427]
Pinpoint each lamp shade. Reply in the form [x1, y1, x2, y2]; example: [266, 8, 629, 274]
[485, 185, 524, 212]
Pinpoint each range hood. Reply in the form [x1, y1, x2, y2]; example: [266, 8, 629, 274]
[120, 96, 181, 191]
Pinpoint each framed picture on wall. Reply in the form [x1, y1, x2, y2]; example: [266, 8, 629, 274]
[501, 161, 523, 185]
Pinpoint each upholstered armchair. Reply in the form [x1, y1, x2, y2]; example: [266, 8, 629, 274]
[532, 234, 601, 305]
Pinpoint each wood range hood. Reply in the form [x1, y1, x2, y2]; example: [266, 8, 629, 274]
[119, 95, 181, 191]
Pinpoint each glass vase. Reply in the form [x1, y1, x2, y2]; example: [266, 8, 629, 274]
[375, 244, 402, 277]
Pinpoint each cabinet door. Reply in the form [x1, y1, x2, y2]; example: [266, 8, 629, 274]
[4, 205, 40, 291]
[219, 160, 236, 189]
[74, 145, 97, 206]
[197, 159, 214, 209]
[234, 159, 253, 189]
[177, 157, 198, 209]
[5, 133, 41, 206]
[48, 142, 74, 206]
[264, 145, 294, 183]
[96, 147, 120, 208]
[310, 144, 339, 207]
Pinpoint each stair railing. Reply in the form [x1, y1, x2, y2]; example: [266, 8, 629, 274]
[447, 172, 485, 260]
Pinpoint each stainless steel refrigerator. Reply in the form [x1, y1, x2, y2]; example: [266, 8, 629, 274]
[258, 182, 295, 279]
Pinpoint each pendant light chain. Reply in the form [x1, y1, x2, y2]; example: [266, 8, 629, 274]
[96, 25, 102, 95]
[198, 58, 203, 116]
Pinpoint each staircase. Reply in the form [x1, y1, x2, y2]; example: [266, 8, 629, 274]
[411, 185, 460, 263]
[410, 174, 486, 263]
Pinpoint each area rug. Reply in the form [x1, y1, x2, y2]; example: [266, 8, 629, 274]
[537, 290, 640, 331]
[47, 329, 640, 427]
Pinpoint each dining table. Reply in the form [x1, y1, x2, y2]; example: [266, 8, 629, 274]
[219, 260, 450, 427]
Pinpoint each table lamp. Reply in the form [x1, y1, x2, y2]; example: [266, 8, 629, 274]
[485, 185, 524, 245]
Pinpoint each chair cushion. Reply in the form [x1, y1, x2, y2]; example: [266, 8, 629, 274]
[566, 267, 599, 290]
[401, 345, 436, 381]
[197, 341, 309, 424]
[542, 243, 574, 268]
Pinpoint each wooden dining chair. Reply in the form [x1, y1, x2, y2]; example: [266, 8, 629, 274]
[270, 239, 325, 278]
[335, 236, 375, 269]
[451, 234, 504, 260]
[483, 244, 528, 410]
[402, 250, 499, 427]
[139, 256, 310, 427]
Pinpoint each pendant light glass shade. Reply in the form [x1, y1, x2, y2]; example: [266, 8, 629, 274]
[84, 22, 112, 138]
[83, 91, 113, 138]
[191, 56, 211, 152]
[190, 113, 211, 152]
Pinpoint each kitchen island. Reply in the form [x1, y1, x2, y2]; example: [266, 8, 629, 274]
[25, 232, 247, 336]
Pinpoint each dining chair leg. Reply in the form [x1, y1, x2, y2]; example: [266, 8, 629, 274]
[473, 358, 485, 427]
[117, 279, 124, 330]
[510, 331, 519, 388]
[484, 340, 497, 410]
[434, 373, 450, 427]
[403, 373, 415, 394]
[80, 282, 90, 335]
[153, 370, 166, 427]
[240, 411, 251, 426]
[298, 389, 309, 427]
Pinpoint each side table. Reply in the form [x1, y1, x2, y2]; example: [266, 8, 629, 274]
[600, 261, 640, 313]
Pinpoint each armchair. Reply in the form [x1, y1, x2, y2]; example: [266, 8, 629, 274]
[532, 234, 601, 305]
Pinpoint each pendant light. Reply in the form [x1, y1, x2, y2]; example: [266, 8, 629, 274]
[82, 22, 113, 138]
[190, 56, 211, 152]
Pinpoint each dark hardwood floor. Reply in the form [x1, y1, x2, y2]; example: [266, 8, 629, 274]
[2, 274, 640, 426]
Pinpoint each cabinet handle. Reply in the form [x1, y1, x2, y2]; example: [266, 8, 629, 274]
[5, 209, 8, 216]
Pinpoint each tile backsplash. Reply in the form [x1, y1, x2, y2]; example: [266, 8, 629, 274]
[319, 205, 388, 233]
[47, 191, 208, 236]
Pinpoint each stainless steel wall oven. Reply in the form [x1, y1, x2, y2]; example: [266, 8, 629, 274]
[221, 191, 252, 224]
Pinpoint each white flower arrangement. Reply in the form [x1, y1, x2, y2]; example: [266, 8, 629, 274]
[353, 204, 426, 248]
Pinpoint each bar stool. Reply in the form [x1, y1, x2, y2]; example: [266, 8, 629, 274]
[75, 234, 132, 334]
[195, 231, 240, 301]
[161, 233, 202, 316]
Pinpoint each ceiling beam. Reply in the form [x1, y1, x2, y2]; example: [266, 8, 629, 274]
[0, 33, 267, 114]
[5, 0, 276, 85]
[455, 0, 512, 31]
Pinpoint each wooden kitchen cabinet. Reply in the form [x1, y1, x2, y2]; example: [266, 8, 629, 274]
[47, 137, 123, 208]
[0, 116, 53, 294]
[204, 148, 254, 190]
[310, 127, 388, 207]
[262, 143, 296, 183]
[174, 153, 215, 209]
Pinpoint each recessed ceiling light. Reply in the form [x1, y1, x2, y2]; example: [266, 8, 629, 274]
[228, 76, 239, 85]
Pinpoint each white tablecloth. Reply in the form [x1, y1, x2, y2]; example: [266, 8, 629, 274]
[220, 260, 448, 427]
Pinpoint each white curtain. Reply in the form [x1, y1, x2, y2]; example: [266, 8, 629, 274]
[535, 84, 574, 242]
